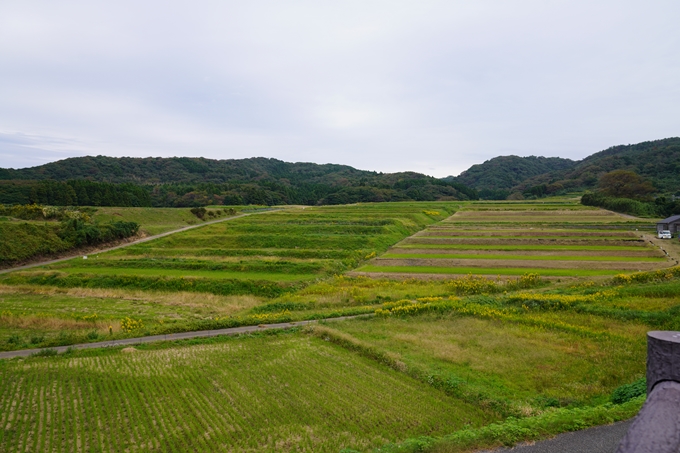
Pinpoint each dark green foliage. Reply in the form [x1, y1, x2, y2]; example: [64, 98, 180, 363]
[447, 156, 576, 192]
[611, 378, 646, 404]
[448, 138, 680, 197]
[252, 301, 313, 313]
[0, 157, 478, 207]
[0, 223, 73, 265]
[73, 257, 344, 275]
[581, 192, 659, 217]
[0, 211, 140, 265]
[58, 219, 139, 247]
[0, 179, 152, 206]
[1, 273, 302, 297]
[516, 137, 680, 195]
[29, 334, 45, 344]
[190, 207, 207, 219]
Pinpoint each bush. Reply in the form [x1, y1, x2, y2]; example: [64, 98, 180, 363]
[611, 378, 646, 404]
[581, 192, 658, 217]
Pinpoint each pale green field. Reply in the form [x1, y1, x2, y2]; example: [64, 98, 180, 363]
[0, 331, 495, 453]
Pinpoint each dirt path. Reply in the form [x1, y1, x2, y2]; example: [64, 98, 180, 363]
[0, 208, 284, 275]
[639, 233, 680, 266]
[0, 314, 369, 359]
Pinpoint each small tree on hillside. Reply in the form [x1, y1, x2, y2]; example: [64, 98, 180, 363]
[598, 170, 655, 200]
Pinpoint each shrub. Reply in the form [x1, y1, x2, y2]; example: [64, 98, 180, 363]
[611, 378, 646, 404]
[120, 317, 144, 333]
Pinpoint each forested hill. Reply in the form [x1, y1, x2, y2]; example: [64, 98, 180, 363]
[0, 156, 478, 207]
[0, 156, 367, 185]
[444, 156, 576, 199]
[514, 137, 680, 194]
[447, 137, 680, 199]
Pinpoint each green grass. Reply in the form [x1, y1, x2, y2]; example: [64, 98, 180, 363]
[2, 202, 458, 290]
[43, 267, 320, 281]
[91, 206, 239, 235]
[358, 265, 626, 277]
[382, 253, 665, 262]
[0, 200, 668, 452]
[0, 223, 73, 265]
[0, 330, 496, 453]
[327, 308, 646, 408]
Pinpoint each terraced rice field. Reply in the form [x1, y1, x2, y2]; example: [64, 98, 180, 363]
[354, 202, 668, 278]
[0, 202, 455, 347]
[0, 331, 495, 453]
[4, 203, 454, 285]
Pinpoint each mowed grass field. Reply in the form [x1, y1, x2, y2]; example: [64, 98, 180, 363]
[354, 201, 668, 278]
[0, 202, 455, 349]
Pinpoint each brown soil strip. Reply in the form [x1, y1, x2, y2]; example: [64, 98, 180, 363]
[347, 271, 574, 281]
[402, 238, 646, 247]
[417, 230, 638, 238]
[388, 248, 664, 257]
[372, 258, 665, 271]
[450, 210, 620, 217]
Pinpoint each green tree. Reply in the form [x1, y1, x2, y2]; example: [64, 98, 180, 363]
[598, 170, 655, 200]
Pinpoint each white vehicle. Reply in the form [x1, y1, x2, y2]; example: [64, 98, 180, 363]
[658, 230, 672, 239]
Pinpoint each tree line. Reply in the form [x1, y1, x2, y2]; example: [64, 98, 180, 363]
[0, 177, 478, 207]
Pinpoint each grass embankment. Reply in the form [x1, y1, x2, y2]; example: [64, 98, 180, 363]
[91, 205, 247, 235]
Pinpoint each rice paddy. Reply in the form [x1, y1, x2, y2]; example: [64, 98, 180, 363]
[0, 202, 456, 348]
[0, 200, 676, 452]
[354, 201, 669, 278]
[0, 330, 495, 453]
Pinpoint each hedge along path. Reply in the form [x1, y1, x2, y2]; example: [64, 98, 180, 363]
[0, 208, 282, 276]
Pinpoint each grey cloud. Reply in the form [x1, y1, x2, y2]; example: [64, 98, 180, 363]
[1, 0, 679, 176]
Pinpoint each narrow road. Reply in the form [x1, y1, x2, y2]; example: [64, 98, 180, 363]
[478, 419, 633, 453]
[0, 208, 283, 275]
[0, 314, 367, 359]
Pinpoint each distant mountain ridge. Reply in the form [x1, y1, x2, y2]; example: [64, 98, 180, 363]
[0, 156, 478, 206]
[447, 156, 576, 191]
[447, 137, 680, 198]
[2, 137, 679, 205]
[0, 156, 365, 184]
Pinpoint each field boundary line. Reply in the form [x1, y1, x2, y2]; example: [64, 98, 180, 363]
[0, 314, 371, 359]
[0, 208, 286, 275]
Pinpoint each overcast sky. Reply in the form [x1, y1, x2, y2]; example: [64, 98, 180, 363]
[1, 1, 679, 177]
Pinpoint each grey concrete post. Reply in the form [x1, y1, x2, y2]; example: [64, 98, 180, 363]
[646, 331, 680, 393]
[616, 331, 680, 453]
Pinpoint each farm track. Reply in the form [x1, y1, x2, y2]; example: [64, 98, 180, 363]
[0, 209, 282, 276]
[0, 314, 371, 359]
